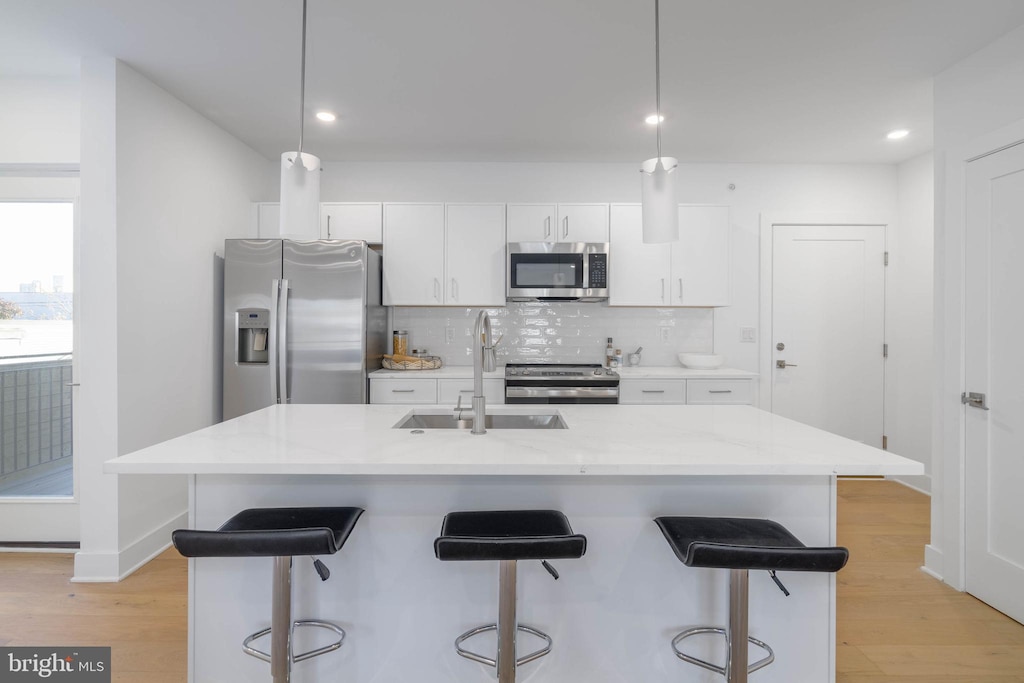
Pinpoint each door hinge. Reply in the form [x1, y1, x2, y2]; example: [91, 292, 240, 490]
[883, 343, 888, 358]
[962, 392, 990, 410]
[884, 251, 889, 266]
[882, 435, 888, 450]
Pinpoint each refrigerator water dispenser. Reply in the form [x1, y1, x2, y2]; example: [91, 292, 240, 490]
[236, 308, 270, 364]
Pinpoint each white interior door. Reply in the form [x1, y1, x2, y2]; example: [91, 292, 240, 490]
[771, 225, 885, 445]
[964, 140, 1024, 624]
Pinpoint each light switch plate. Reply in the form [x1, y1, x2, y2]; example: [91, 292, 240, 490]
[445, 327, 455, 344]
[740, 327, 756, 343]
[659, 327, 670, 343]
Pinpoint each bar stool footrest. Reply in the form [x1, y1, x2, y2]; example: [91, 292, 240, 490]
[671, 626, 774, 676]
[455, 623, 553, 668]
[242, 620, 346, 664]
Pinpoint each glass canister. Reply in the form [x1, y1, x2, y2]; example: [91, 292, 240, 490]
[393, 330, 409, 356]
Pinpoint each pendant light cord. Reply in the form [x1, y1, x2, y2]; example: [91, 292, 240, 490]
[654, 0, 662, 160]
[297, 0, 308, 158]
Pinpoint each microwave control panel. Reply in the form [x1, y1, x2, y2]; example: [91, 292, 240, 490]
[588, 254, 608, 288]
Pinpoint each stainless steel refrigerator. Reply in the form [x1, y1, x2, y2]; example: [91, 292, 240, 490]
[223, 239, 386, 420]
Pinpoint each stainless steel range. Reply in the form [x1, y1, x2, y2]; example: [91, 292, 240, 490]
[504, 363, 619, 404]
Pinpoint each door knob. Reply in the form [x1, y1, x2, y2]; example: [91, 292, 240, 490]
[776, 360, 798, 369]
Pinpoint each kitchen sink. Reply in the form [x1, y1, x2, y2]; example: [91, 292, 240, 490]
[393, 409, 567, 430]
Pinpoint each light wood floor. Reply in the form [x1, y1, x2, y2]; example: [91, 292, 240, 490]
[0, 480, 1021, 682]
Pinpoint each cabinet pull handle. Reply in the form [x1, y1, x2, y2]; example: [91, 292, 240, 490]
[563, 216, 569, 238]
[708, 390, 733, 394]
[545, 216, 551, 239]
[678, 278, 683, 301]
[460, 389, 474, 393]
[392, 389, 416, 393]
[661, 278, 666, 302]
[451, 278, 458, 300]
[434, 278, 441, 301]
[642, 389, 666, 393]
[326, 214, 331, 239]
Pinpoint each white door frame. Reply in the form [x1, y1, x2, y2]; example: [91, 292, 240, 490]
[0, 172, 81, 544]
[934, 117, 1024, 591]
[758, 212, 891, 411]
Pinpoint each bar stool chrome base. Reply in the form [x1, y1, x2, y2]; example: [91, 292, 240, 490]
[455, 623, 552, 668]
[243, 620, 346, 664]
[671, 627, 774, 678]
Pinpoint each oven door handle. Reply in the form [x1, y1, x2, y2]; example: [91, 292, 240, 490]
[505, 386, 619, 399]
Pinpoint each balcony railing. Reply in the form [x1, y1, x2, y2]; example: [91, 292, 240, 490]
[0, 354, 73, 495]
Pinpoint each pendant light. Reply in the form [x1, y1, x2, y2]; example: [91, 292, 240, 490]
[279, 0, 321, 237]
[640, 0, 679, 243]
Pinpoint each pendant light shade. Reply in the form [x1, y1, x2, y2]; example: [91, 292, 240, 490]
[641, 156, 679, 243]
[279, 0, 320, 237]
[280, 151, 321, 237]
[639, 0, 679, 243]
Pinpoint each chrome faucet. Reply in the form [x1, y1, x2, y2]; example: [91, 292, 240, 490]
[471, 309, 495, 435]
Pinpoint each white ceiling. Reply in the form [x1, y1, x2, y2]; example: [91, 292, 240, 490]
[3, 0, 1024, 164]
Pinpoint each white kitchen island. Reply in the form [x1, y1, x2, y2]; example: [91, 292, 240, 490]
[106, 404, 922, 683]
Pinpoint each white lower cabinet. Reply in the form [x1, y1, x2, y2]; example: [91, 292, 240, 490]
[619, 378, 754, 405]
[370, 377, 504, 405]
[369, 379, 438, 404]
[619, 379, 686, 405]
[686, 379, 753, 405]
[437, 379, 505, 405]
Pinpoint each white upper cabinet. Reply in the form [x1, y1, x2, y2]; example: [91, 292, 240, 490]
[556, 204, 609, 243]
[254, 202, 281, 239]
[383, 203, 506, 306]
[609, 204, 730, 307]
[445, 204, 506, 307]
[609, 204, 673, 305]
[320, 203, 383, 242]
[672, 205, 730, 306]
[507, 204, 556, 242]
[383, 203, 446, 306]
[507, 204, 609, 243]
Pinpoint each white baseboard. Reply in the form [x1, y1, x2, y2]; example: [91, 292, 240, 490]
[887, 474, 931, 495]
[923, 544, 943, 582]
[72, 509, 186, 583]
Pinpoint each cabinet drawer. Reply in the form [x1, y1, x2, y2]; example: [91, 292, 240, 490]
[437, 379, 504, 405]
[370, 379, 438, 404]
[686, 379, 753, 405]
[619, 379, 686, 405]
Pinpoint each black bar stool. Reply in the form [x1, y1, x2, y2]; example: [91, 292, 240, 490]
[172, 507, 363, 683]
[654, 516, 848, 683]
[434, 509, 586, 683]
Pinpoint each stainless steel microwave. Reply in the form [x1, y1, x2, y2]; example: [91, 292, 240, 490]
[507, 242, 609, 301]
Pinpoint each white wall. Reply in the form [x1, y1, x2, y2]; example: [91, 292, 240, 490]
[886, 152, 934, 492]
[930, 22, 1024, 586]
[76, 58, 273, 580]
[301, 161, 899, 375]
[0, 78, 80, 163]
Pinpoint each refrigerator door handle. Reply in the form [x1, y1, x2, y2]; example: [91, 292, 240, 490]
[269, 279, 281, 403]
[278, 278, 290, 403]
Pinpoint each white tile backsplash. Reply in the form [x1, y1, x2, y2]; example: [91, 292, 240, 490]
[393, 303, 713, 367]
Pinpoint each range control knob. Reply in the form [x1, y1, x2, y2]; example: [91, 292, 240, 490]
[507, 368, 518, 376]
[593, 369, 602, 375]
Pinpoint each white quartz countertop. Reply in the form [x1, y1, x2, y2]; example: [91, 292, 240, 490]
[369, 367, 505, 379]
[369, 366, 756, 379]
[106, 404, 921, 477]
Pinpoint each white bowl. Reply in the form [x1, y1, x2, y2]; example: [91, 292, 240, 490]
[677, 353, 725, 369]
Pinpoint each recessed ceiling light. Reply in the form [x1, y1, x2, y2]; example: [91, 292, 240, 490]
[886, 129, 909, 140]
[316, 111, 337, 122]
[645, 114, 665, 125]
